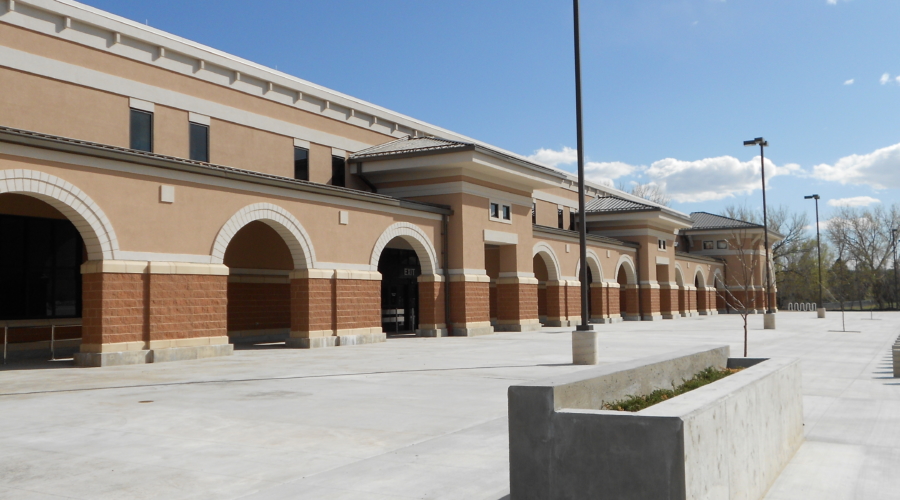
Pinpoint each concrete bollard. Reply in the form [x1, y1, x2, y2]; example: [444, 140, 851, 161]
[764, 313, 776, 330]
[572, 330, 600, 365]
[817, 308, 826, 318]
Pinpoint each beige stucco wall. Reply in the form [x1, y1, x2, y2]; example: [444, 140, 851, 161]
[0, 153, 442, 269]
[210, 119, 293, 177]
[0, 67, 128, 147]
[534, 199, 558, 228]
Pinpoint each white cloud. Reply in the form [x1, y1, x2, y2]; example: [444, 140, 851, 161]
[844, 79, 854, 85]
[527, 147, 639, 183]
[812, 142, 900, 189]
[827, 196, 881, 207]
[527, 147, 577, 168]
[896, 76, 900, 85]
[643, 156, 800, 203]
[880, 73, 891, 85]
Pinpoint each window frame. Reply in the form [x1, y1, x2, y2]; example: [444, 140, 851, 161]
[189, 121, 210, 162]
[129, 108, 153, 153]
[294, 146, 309, 181]
[703, 240, 714, 250]
[716, 240, 728, 250]
[331, 155, 346, 187]
[489, 200, 512, 224]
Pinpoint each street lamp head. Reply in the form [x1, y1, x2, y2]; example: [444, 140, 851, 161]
[804, 194, 820, 200]
[744, 137, 768, 147]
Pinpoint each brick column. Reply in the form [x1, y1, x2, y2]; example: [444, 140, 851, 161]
[448, 274, 492, 336]
[75, 261, 231, 367]
[287, 269, 384, 348]
[495, 277, 540, 332]
[545, 281, 568, 327]
[686, 286, 698, 316]
[565, 282, 582, 327]
[658, 283, 676, 320]
[623, 284, 640, 321]
[607, 283, 622, 322]
[417, 275, 447, 337]
[638, 284, 662, 321]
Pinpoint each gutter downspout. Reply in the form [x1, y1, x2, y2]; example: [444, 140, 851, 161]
[355, 162, 378, 193]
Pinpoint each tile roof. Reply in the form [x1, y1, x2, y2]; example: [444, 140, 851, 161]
[583, 195, 659, 213]
[688, 212, 762, 230]
[349, 136, 472, 159]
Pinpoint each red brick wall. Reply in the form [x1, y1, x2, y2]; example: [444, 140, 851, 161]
[659, 288, 675, 316]
[82, 273, 148, 346]
[640, 288, 660, 316]
[227, 282, 290, 332]
[624, 287, 640, 317]
[496, 283, 538, 322]
[537, 287, 547, 318]
[148, 274, 227, 341]
[565, 285, 581, 320]
[590, 287, 605, 319]
[607, 287, 620, 317]
[291, 278, 333, 333]
[418, 281, 445, 326]
[489, 284, 498, 320]
[449, 281, 490, 326]
[545, 285, 566, 320]
[335, 279, 380, 331]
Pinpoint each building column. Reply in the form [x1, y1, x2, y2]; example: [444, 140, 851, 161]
[417, 274, 447, 337]
[495, 276, 540, 332]
[489, 279, 498, 326]
[448, 273, 493, 336]
[623, 284, 641, 321]
[565, 280, 582, 327]
[659, 283, 678, 320]
[638, 283, 662, 321]
[75, 261, 232, 367]
[545, 281, 569, 327]
[606, 282, 623, 323]
[287, 269, 384, 348]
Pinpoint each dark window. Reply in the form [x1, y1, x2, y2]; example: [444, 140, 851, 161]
[569, 211, 576, 230]
[717, 240, 728, 249]
[332, 156, 346, 187]
[558, 209, 564, 229]
[294, 147, 309, 181]
[703, 241, 714, 250]
[129, 109, 153, 152]
[0, 214, 83, 320]
[502, 205, 511, 221]
[189, 122, 209, 162]
[490, 203, 500, 219]
[532, 203, 536, 224]
[658, 239, 667, 250]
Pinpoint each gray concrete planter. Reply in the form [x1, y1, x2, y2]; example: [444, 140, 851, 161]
[508, 346, 803, 500]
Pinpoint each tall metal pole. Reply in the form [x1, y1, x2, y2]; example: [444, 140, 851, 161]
[893, 228, 898, 310]
[759, 143, 773, 314]
[815, 197, 823, 307]
[573, 0, 591, 331]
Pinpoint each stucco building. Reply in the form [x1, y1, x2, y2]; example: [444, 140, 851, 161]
[0, 0, 776, 366]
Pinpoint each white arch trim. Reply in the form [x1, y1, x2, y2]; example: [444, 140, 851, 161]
[694, 265, 708, 287]
[0, 169, 120, 260]
[370, 222, 439, 276]
[532, 242, 562, 282]
[211, 203, 316, 270]
[574, 249, 604, 283]
[614, 254, 637, 284]
[712, 269, 725, 289]
[674, 263, 686, 286]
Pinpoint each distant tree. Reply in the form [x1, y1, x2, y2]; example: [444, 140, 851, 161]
[617, 182, 671, 207]
[716, 227, 763, 357]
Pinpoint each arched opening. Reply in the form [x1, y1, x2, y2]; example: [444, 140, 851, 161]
[223, 220, 294, 346]
[534, 254, 549, 324]
[377, 237, 422, 336]
[486, 245, 500, 326]
[675, 267, 686, 317]
[694, 274, 702, 314]
[617, 266, 628, 316]
[0, 193, 89, 361]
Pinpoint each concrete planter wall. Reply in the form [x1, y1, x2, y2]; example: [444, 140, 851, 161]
[508, 346, 803, 500]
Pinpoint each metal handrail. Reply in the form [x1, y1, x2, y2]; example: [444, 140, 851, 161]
[2, 318, 82, 365]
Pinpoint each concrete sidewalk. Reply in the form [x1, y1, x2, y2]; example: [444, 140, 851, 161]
[0, 312, 897, 499]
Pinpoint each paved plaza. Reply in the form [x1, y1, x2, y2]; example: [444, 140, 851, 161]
[1, 312, 898, 499]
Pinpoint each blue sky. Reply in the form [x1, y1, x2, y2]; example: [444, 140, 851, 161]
[81, 0, 900, 223]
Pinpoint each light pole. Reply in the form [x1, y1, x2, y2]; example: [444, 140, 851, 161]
[804, 194, 825, 318]
[892, 228, 898, 310]
[571, 0, 599, 365]
[744, 137, 775, 329]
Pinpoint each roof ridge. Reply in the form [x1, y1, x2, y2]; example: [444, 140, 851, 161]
[691, 211, 760, 226]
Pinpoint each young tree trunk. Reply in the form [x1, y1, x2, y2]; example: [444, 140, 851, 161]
[743, 316, 748, 357]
